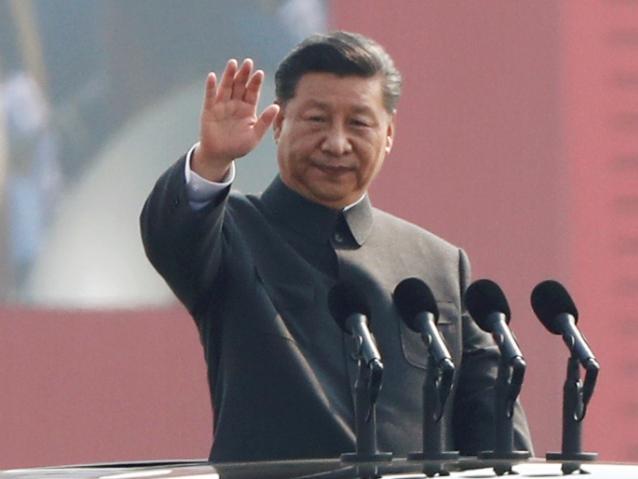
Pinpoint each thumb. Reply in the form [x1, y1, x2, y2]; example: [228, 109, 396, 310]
[253, 104, 280, 141]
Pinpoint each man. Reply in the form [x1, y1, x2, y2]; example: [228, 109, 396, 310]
[141, 31, 532, 462]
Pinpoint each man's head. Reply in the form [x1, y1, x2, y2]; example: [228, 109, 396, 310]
[273, 31, 402, 210]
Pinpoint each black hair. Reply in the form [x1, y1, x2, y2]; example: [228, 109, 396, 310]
[275, 31, 401, 112]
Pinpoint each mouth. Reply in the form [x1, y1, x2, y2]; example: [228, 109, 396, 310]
[310, 162, 355, 175]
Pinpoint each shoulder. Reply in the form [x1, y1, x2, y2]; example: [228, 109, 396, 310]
[365, 207, 470, 308]
[371, 207, 462, 259]
[224, 190, 276, 238]
[226, 190, 264, 217]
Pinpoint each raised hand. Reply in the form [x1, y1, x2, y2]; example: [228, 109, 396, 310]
[192, 58, 280, 181]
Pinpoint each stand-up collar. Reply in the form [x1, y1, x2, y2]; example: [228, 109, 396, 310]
[260, 176, 374, 246]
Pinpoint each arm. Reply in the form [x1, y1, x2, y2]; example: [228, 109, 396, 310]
[140, 59, 278, 314]
[140, 155, 227, 314]
[451, 249, 534, 455]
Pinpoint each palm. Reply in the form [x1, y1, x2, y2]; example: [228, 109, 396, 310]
[198, 59, 279, 168]
[202, 97, 263, 160]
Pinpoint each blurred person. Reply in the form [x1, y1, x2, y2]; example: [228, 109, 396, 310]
[0, 67, 61, 300]
[0, 63, 6, 294]
[141, 32, 532, 461]
[0, 2, 63, 302]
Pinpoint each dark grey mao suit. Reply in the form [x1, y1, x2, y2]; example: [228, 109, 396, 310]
[140, 156, 533, 462]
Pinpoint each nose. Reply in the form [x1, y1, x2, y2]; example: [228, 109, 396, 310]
[320, 123, 352, 156]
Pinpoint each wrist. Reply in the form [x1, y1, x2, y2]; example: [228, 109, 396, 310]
[192, 143, 232, 182]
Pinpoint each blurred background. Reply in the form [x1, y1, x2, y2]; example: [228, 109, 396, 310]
[0, 0, 635, 469]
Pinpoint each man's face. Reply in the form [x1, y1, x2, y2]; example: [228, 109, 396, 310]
[273, 73, 395, 210]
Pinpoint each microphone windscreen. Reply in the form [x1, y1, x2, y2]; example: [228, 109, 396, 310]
[464, 279, 511, 332]
[531, 280, 579, 334]
[328, 281, 370, 333]
[393, 277, 439, 331]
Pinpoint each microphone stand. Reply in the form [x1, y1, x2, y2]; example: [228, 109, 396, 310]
[341, 338, 392, 478]
[546, 355, 599, 474]
[408, 356, 458, 477]
[479, 356, 531, 475]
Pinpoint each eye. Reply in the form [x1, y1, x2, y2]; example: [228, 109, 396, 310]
[350, 118, 371, 128]
[306, 115, 326, 123]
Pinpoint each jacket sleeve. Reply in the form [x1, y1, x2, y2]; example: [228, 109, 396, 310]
[140, 155, 228, 316]
[451, 249, 534, 456]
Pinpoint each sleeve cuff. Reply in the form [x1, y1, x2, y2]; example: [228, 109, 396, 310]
[184, 143, 236, 206]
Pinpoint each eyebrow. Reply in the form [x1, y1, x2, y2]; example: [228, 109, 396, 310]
[299, 100, 376, 116]
[299, 100, 330, 111]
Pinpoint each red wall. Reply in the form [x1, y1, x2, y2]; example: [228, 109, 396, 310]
[0, 307, 211, 468]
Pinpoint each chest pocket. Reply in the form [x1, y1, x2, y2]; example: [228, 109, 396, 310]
[398, 301, 460, 370]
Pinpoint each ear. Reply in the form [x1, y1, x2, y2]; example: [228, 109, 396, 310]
[384, 113, 396, 154]
[273, 105, 285, 143]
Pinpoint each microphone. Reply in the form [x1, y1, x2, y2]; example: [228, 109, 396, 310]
[393, 277, 454, 371]
[394, 278, 459, 467]
[328, 282, 392, 463]
[328, 282, 382, 369]
[465, 279, 531, 464]
[531, 280, 599, 470]
[464, 279, 524, 365]
[531, 280, 599, 372]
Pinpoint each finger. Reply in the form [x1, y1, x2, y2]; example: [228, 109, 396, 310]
[217, 59, 238, 101]
[244, 69, 264, 105]
[231, 58, 253, 101]
[253, 104, 280, 141]
[202, 72, 217, 111]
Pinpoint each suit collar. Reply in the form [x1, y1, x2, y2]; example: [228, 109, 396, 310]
[260, 175, 374, 246]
